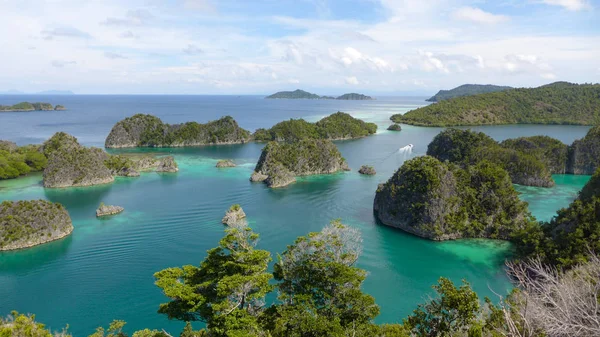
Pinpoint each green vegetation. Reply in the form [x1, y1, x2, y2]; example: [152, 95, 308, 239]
[265, 90, 373, 100]
[0, 200, 73, 251]
[42, 132, 114, 188]
[253, 112, 377, 142]
[336, 93, 373, 100]
[568, 125, 600, 174]
[387, 124, 401, 131]
[513, 168, 600, 269]
[106, 114, 251, 148]
[393, 82, 600, 126]
[265, 89, 324, 99]
[427, 129, 553, 187]
[0, 102, 57, 111]
[252, 139, 349, 187]
[0, 143, 47, 180]
[104, 155, 135, 174]
[374, 156, 534, 240]
[0, 311, 71, 337]
[426, 84, 512, 102]
[500, 136, 569, 174]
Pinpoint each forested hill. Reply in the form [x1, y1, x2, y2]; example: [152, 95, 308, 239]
[392, 82, 600, 127]
[426, 84, 512, 102]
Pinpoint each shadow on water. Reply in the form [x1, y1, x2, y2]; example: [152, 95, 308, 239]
[43, 183, 114, 217]
[0, 234, 73, 271]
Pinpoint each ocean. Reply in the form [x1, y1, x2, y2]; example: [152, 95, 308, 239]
[0, 95, 591, 335]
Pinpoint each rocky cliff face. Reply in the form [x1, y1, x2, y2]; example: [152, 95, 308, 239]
[156, 156, 178, 172]
[567, 126, 600, 175]
[0, 200, 73, 251]
[42, 132, 114, 188]
[251, 139, 349, 188]
[222, 205, 246, 226]
[374, 156, 532, 241]
[501, 136, 569, 174]
[105, 114, 251, 148]
[96, 204, 124, 217]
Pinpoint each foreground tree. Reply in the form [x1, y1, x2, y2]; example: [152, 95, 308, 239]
[268, 220, 380, 336]
[0, 311, 70, 337]
[154, 222, 273, 337]
[404, 278, 482, 337]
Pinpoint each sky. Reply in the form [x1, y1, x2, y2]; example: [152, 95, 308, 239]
[0, 0, 599, 95]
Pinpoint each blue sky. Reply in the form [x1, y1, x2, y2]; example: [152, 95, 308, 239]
[0, 0, 598, 94]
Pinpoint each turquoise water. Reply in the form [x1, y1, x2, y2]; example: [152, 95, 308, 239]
[0, 95, 592, 335]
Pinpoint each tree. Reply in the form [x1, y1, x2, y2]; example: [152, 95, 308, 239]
[404, 278, 481, 337]
[154, 221, 273, 337]
[0, 311, 70, 337]
[270, 220, 380, 336]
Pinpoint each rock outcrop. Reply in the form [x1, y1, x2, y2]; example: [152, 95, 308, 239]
[221, 204, 246, 226]
[387, 124, 401, 131]
[105, 114, 251, 148]
[156, 156, 178, 172]
[54, 105, 66, 111]
[0, 140, 18, 152]
[567, 126, 600, 175]
[216, 160, 236, 168]
[358, 165, 376, 175]
[374, 156, 532, 241]
[251, 139, 349, 188]
[96, 203, 124, 217]
[0, 200, 73, 251]
[42, 132, 114, 188]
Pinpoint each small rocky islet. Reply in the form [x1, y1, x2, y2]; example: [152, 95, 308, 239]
[96, 203, 124, 217]
[221, 204, 246, 226]
[250, 139, 350, 188]
[0, 102, 66, 112]
[358, 165, 376, 175]
[216, 159, 236, 168]
[0, 200, 73, 251]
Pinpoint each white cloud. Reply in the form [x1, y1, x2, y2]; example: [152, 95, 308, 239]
[452, 7, 510, 24]
[183, 0, 216, 12]
[345, 76, 359, 85]
[183, 44, 203, 55]
[104, 52, 127, 59]
[541, 0, 591, 11]
[51, 60, 77, 67]
[102, 9, 154, 26]
[41, 26, 91, 40]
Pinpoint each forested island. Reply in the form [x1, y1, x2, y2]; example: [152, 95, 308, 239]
[250, 139, 349, 187]
[0, 102, 66, 111]
[392, 82, 600, 126]
[426, 84, 512, 102]
[41, 132, 178, 187]
[265, 89, 373, 100]
[0, 200, 73, 251]
[105, 114, 251, 148]
[253, 112, 377, 142]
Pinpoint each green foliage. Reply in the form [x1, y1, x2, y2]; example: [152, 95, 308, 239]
[427, 129, 554, 187]
[393, 82, 600, 126]
[89, 321, 168, 337]
[229, 204, 241, 212]
[270, 220, 380, 336]
[0, 144, 47, 180]
[265, 89, 323, 99]
[0, 200, 72, 250]
[104, 155, 135, 172]
[0, 311, 70, 337]
[375, 156, 534, 240]
[0, 102, 56, 111]
[427, 129, 496, 163]
[336, 93, 373, 100]
[154, 224, 273, 337]
[501, 136, 569, 174]
[426, 84, 512, 102]
[513, 168, 600, 269]
[253, 112, 377, 142]
[404, 278, 481, 337]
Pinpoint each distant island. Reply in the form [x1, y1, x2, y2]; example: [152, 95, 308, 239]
[0, 102, 66, 112]
[105, 114, 251, 148]
[392, 82, 600, 127]
[253, 112, 377, 142]
[426, 84, 512, 102]
[265, 89, 373, 100]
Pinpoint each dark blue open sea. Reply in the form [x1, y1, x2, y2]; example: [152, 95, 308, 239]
[0, 95, 591, 335]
